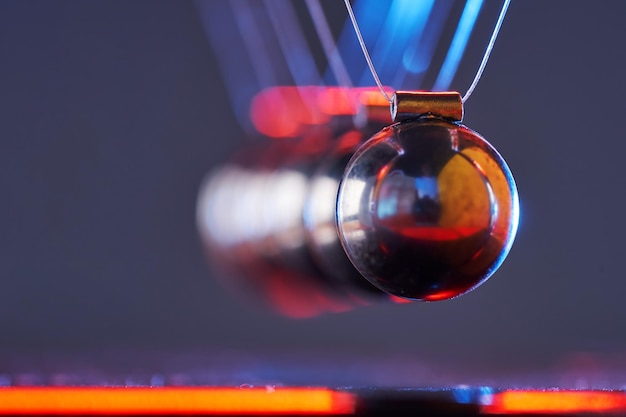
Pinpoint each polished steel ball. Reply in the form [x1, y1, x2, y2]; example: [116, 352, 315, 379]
[337, 117, 519, 300]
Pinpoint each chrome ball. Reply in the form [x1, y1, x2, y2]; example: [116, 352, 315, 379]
[337, 117, 519, 300]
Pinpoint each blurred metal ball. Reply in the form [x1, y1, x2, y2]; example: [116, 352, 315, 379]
[337, 117, 519, 300]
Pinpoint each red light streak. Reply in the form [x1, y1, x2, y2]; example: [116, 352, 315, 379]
[487, 390, 626, 414]
[317, 87, 355, 116]
[0, 387, 355, 415]
[249, 86, 391, 139]
[250, 87, 312, 138]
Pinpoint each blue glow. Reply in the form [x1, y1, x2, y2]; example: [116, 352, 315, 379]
[478, 386, 494, 406]
[452, 386, 472, 404]
[395, 0, 453, 88]
[195, 1, 259, 132]
[433, 0, 483, 91]
[359, 0, 434, 87]
[264, 0, 320, 86]
[452, 386, 494, 405]
[400, 0, 448, 75]
[328, 0, 391, 85]
[415, 177, 438, 200]
[377, 196, 397, 219]
[504, 160, 520, 260]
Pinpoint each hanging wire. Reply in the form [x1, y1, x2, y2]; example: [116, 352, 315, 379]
[343, 0, 512, 104]
[433, 0, 484, 92]
[343, 0, 392, 103]
[461, 0, 511, 103]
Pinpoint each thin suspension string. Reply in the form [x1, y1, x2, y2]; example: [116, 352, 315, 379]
[343, 0, 511, 104]
[343, 0, 391, 103]
[305, 0, 353, 88]
[433, 0, 484, 92]
[462, 0, 511, 103]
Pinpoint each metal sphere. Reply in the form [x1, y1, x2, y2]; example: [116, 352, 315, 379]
[337, 117, 519, 301]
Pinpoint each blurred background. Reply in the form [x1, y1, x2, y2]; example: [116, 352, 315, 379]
[1, 0, 626, 382]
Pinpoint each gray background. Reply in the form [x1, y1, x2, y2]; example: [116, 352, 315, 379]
[1, 0, 625, 375]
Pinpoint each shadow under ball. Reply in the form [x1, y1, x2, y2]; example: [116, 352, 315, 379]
[337, 117, 519, 301]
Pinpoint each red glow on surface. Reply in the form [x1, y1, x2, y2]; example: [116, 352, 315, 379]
[389, 295, 412, 304]
[265, 272, 324, 319]
[487, 390, 626, 414]
[0, 387, 355, 415]
[263, 269, 353, 319]
[422, 290, 462, 301]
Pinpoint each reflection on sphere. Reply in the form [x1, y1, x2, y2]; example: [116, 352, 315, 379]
[337, 117, 518, 301]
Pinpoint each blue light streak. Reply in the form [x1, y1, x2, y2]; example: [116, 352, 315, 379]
[394, 0, 453, 88]
[433, 0, 483, 91]
[195, 0, 259, 133]
[264, 0, 320, 86]
[359, 0, 434, 87]
[329, 0, 390, 86]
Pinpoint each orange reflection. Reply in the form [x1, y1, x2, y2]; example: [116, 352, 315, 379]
[0, 387, 355, 415]
[461, 147, 514, 245]
[317, 87, 355, 116]
[487, 390, 626, 414]
[356, 90, 390, 109]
